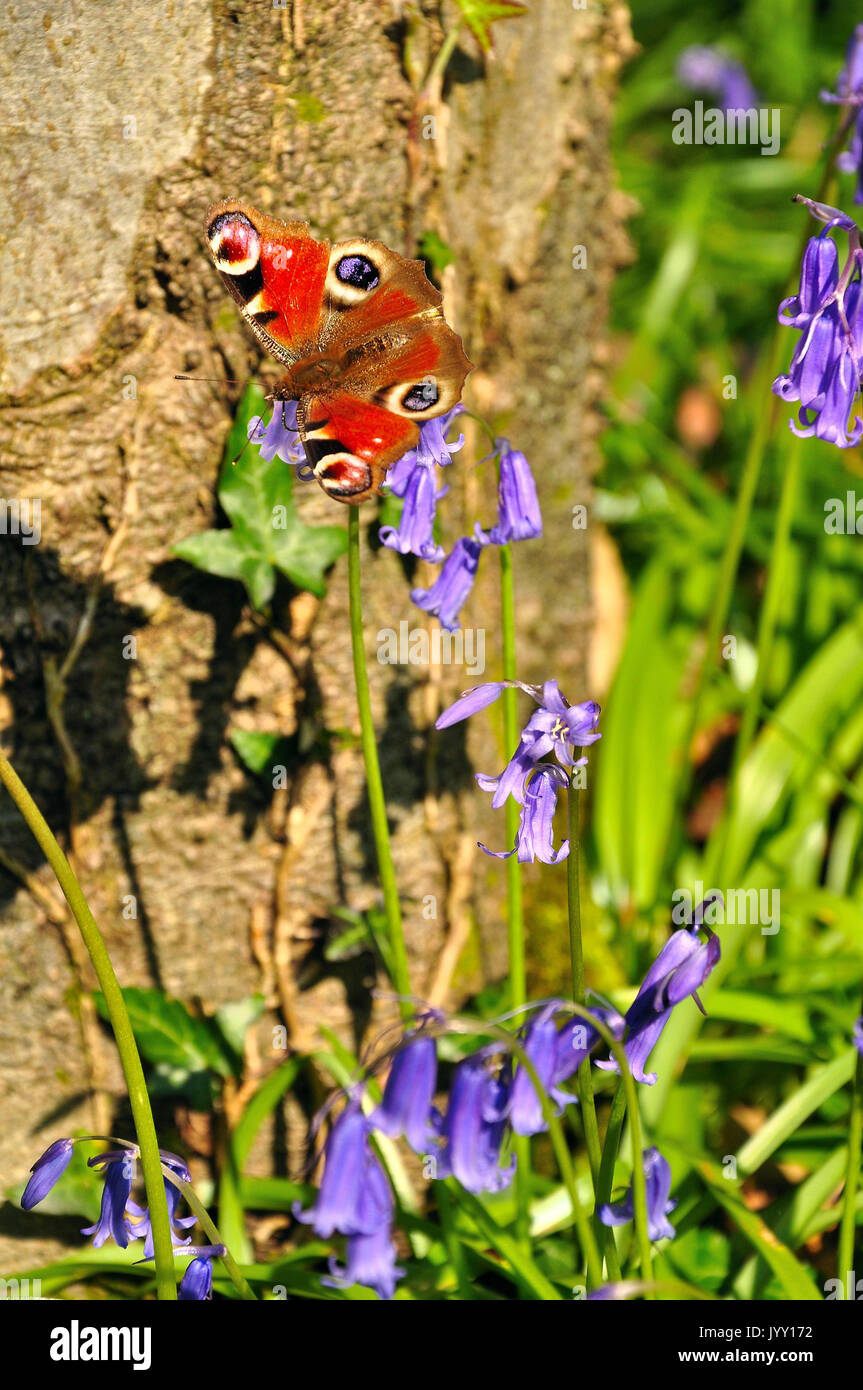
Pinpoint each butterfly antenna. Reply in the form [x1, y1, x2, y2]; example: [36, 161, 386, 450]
[174, 374, 245, 385]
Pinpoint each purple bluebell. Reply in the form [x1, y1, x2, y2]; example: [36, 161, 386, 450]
[596, 921, 720, 1086]
[586, 1280, 645, 1300]
[822, 26, 863, 203]
[476, 441, 542, 545]
[410, 535, 484, 632]
[126, 1152, 196, 1256]
[378, 406, 465, 563]
[437, 1052, 515, 1194]
[480, 763, 570, 865]
[508, 1002, 579, 1136]
[324, 1224, 405, 1301]
[379, 463, 446, 562]
[599, 1146, 677, 1243]
[81, 1150, 136, 1249]
[554, 1006, 625, 1084]
[854, 1017, 863, 1056]
[20, 1137, 75, 1211]
[248, 401, 306, 467]
[370, 1031, 441, 1154]
[437, 679, 600, 807]
[178, 1246, 225, 1301]
[322, 1161, 404, 1301]
[773, 198, 863, 448]
[677, 46, 759, 112]
[293, 1102, 392, 1238]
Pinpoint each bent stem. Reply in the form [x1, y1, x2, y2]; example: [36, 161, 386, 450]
[566, 778, 603, 1196]
[347, 510, 412, 1012]
[499, 542, 530, 1240]
[0, 751, 177, 1301]
[162, 1164, 256, 1300]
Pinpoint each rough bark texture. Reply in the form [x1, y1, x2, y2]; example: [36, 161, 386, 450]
[0, 0, 633, 1271]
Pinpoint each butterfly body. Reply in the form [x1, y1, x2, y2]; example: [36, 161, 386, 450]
[205, 200, 473, 502]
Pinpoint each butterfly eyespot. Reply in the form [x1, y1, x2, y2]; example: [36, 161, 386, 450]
[335, 255, 380, 291]
[402, 381, 439, 411]
[207, 210, 261, 275]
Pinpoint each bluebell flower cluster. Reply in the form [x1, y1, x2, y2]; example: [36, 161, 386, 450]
[293, 931, 720, 1297]
[435, 678, 601, 862]
[821, 25, 863, 204]
[773, 196, 863, 448]
[20, 1138, 220, 1299]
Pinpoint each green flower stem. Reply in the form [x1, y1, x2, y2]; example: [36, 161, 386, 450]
[0, 751, 177, 1301]
[595, 1077, 626, 1279]
[162, 1164, 256, 1300]
[838, 999, 863, 1298]
[499, 542, 530, 1239]
[566, 779, 603, 1194]
[347, 510, 412, 1011]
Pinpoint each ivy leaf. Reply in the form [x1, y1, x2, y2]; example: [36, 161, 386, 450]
[173, 384, 348, 608]
[454, 0, 527, 52]
[94, 987, 236, 1079]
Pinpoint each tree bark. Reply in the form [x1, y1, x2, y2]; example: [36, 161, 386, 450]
[0, 0, 633, 1270]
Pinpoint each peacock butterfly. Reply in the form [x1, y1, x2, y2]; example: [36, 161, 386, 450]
[205, 200, 474, 504]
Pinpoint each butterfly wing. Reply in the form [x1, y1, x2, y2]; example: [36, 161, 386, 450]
[205, 199, 329, 364]
[299, 316, 472, 502]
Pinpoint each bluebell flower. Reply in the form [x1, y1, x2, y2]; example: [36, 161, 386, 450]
[553, 1005, 625, 1084]
[20, 1137, 74, 1210]
[178, 1247, 225, 1301]
[378, 406, 464, 562]
[324, 1224, 405, 1301]
[773, 197, 863, 448]
[854, 1017, 863, 1056]
[322, 1162, 404, 1301]
[677, 46, 759, 112]
[81, 1150, 137, 1249]
[437, 1052, 515, 1194]
[249, 401, 307, 468]
[480, 763, 571, 864]
[379, 463, 446, 562]
[410, 535, 485, 631]
[595, 920, 720, 1086]
[599, 1147, 677, 1243]
[293, 1102, 392, 1238]
[821, 26, 863, 203]
[508, 1002, 579, 1136]
[370, 1031, 441, 1154]
[436, 676, 600, 858]
[126, 1152, 196, 1256]
[475, 441, 542, 545]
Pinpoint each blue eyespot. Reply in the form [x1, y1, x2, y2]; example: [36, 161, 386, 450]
[402, 381, 439, 411]
[336, 255, 379, 290]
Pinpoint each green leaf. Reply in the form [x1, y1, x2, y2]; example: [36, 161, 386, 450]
[418, 230, 455, 276]
[664, 1228, 731, 1293]
[455, 0, 527, 51]
[230, 730, 290, 777]
[173, 383, 347, 607]
[666, 1147, 821, 1301]
[213, 994, 266, 1061]
[94, 987, 235, 1079]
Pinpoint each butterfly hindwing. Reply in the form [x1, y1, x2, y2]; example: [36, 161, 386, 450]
[298, 392, 419, 502]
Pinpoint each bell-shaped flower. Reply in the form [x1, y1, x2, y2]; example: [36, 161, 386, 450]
[370, 1031, 441, 1154]
[599, 1147, 677, 1243]
[20, 1137, 74, 1211]
[596, 922, 720, 1086]
[437, 1053, 515, 1194]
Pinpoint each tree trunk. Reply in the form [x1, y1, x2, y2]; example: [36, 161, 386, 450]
[0, 0, 633, 1270]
